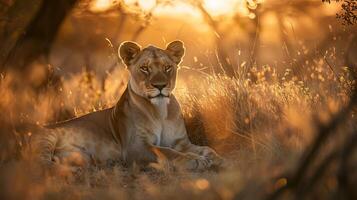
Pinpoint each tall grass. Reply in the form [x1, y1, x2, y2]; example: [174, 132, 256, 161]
[0, 54, 354, 199]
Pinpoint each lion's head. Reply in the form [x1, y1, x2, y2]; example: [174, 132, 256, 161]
[118, 40, 185, 104]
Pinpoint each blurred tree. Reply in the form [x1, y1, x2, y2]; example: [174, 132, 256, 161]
[255, 0, 324, 76]
[322, 0, 356, 70]
[0, 0, 78, 78]
[323, 0, 357, 25]
[185, 0, 329, 77]
[185, 0, 237, 78]
[0, 0, 78, 163]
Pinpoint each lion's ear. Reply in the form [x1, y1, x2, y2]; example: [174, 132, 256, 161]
[166, 40, 185, 64]
[118, 41, 141, 66]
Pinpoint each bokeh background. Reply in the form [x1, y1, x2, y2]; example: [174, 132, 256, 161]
[0, 0, 356, 199]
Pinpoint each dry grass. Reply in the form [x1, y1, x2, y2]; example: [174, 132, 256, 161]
[0, 55, 355, 199]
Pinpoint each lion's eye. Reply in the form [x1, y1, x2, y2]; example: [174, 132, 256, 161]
[165, 65, 172, 72]
[140, 66, 149, 73]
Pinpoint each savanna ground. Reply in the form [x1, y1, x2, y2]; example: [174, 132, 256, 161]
[0, 0, 356, 199]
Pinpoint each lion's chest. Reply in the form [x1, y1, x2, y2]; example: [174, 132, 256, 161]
[149, 120, 180, 147]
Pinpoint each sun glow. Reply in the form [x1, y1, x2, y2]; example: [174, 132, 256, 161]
[91, 0, 158, 12]
[90, 0, 117, 12]
[89, 0, 257, 19]
[203, 0, 242, 17]
[123, 0, 157, 11]
[138, 0, 156, 11]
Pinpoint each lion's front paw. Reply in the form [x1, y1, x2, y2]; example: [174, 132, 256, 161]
[174, 152, 212, 171]
[200, 147, 224, 168]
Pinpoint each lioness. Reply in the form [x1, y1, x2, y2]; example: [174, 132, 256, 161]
[31, 40, 222, 172]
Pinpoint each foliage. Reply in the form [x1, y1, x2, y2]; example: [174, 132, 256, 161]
[323, 0, 357, 25]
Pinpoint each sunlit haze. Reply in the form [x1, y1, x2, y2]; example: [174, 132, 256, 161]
[90, 0, 259, 17]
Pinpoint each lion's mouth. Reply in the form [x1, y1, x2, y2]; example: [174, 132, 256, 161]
[149, 93, 169, 99]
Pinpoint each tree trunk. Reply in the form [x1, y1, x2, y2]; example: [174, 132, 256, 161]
[346, 34, 357, 71]
[0, 0, 78, 73]
[0, 0, 78, 164]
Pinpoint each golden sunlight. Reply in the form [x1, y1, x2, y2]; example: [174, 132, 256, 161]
[202, 0, 265, 17]
[90, 0, 116, 12]
[203, 0, 242, 16]
[138, 0, 156, 11]
[90, 0, 254, 17]
[1, 0, 355, 199]
[124, 0, 157, 11]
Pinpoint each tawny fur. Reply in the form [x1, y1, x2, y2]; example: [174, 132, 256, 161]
[30, 41, 223, 172]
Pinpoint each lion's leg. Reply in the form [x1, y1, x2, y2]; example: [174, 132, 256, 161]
[150, 146, 213, 171]
[30, 131, 58, 168]
[126, 139, 212, 171]
[175, 140, 224, 168]
[187, 145, 224, 167]
[169, 128, 224, 168]
[30, 131, 89, 177]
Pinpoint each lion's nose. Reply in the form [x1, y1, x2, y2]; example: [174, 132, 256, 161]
[152, 83, 167, 90]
